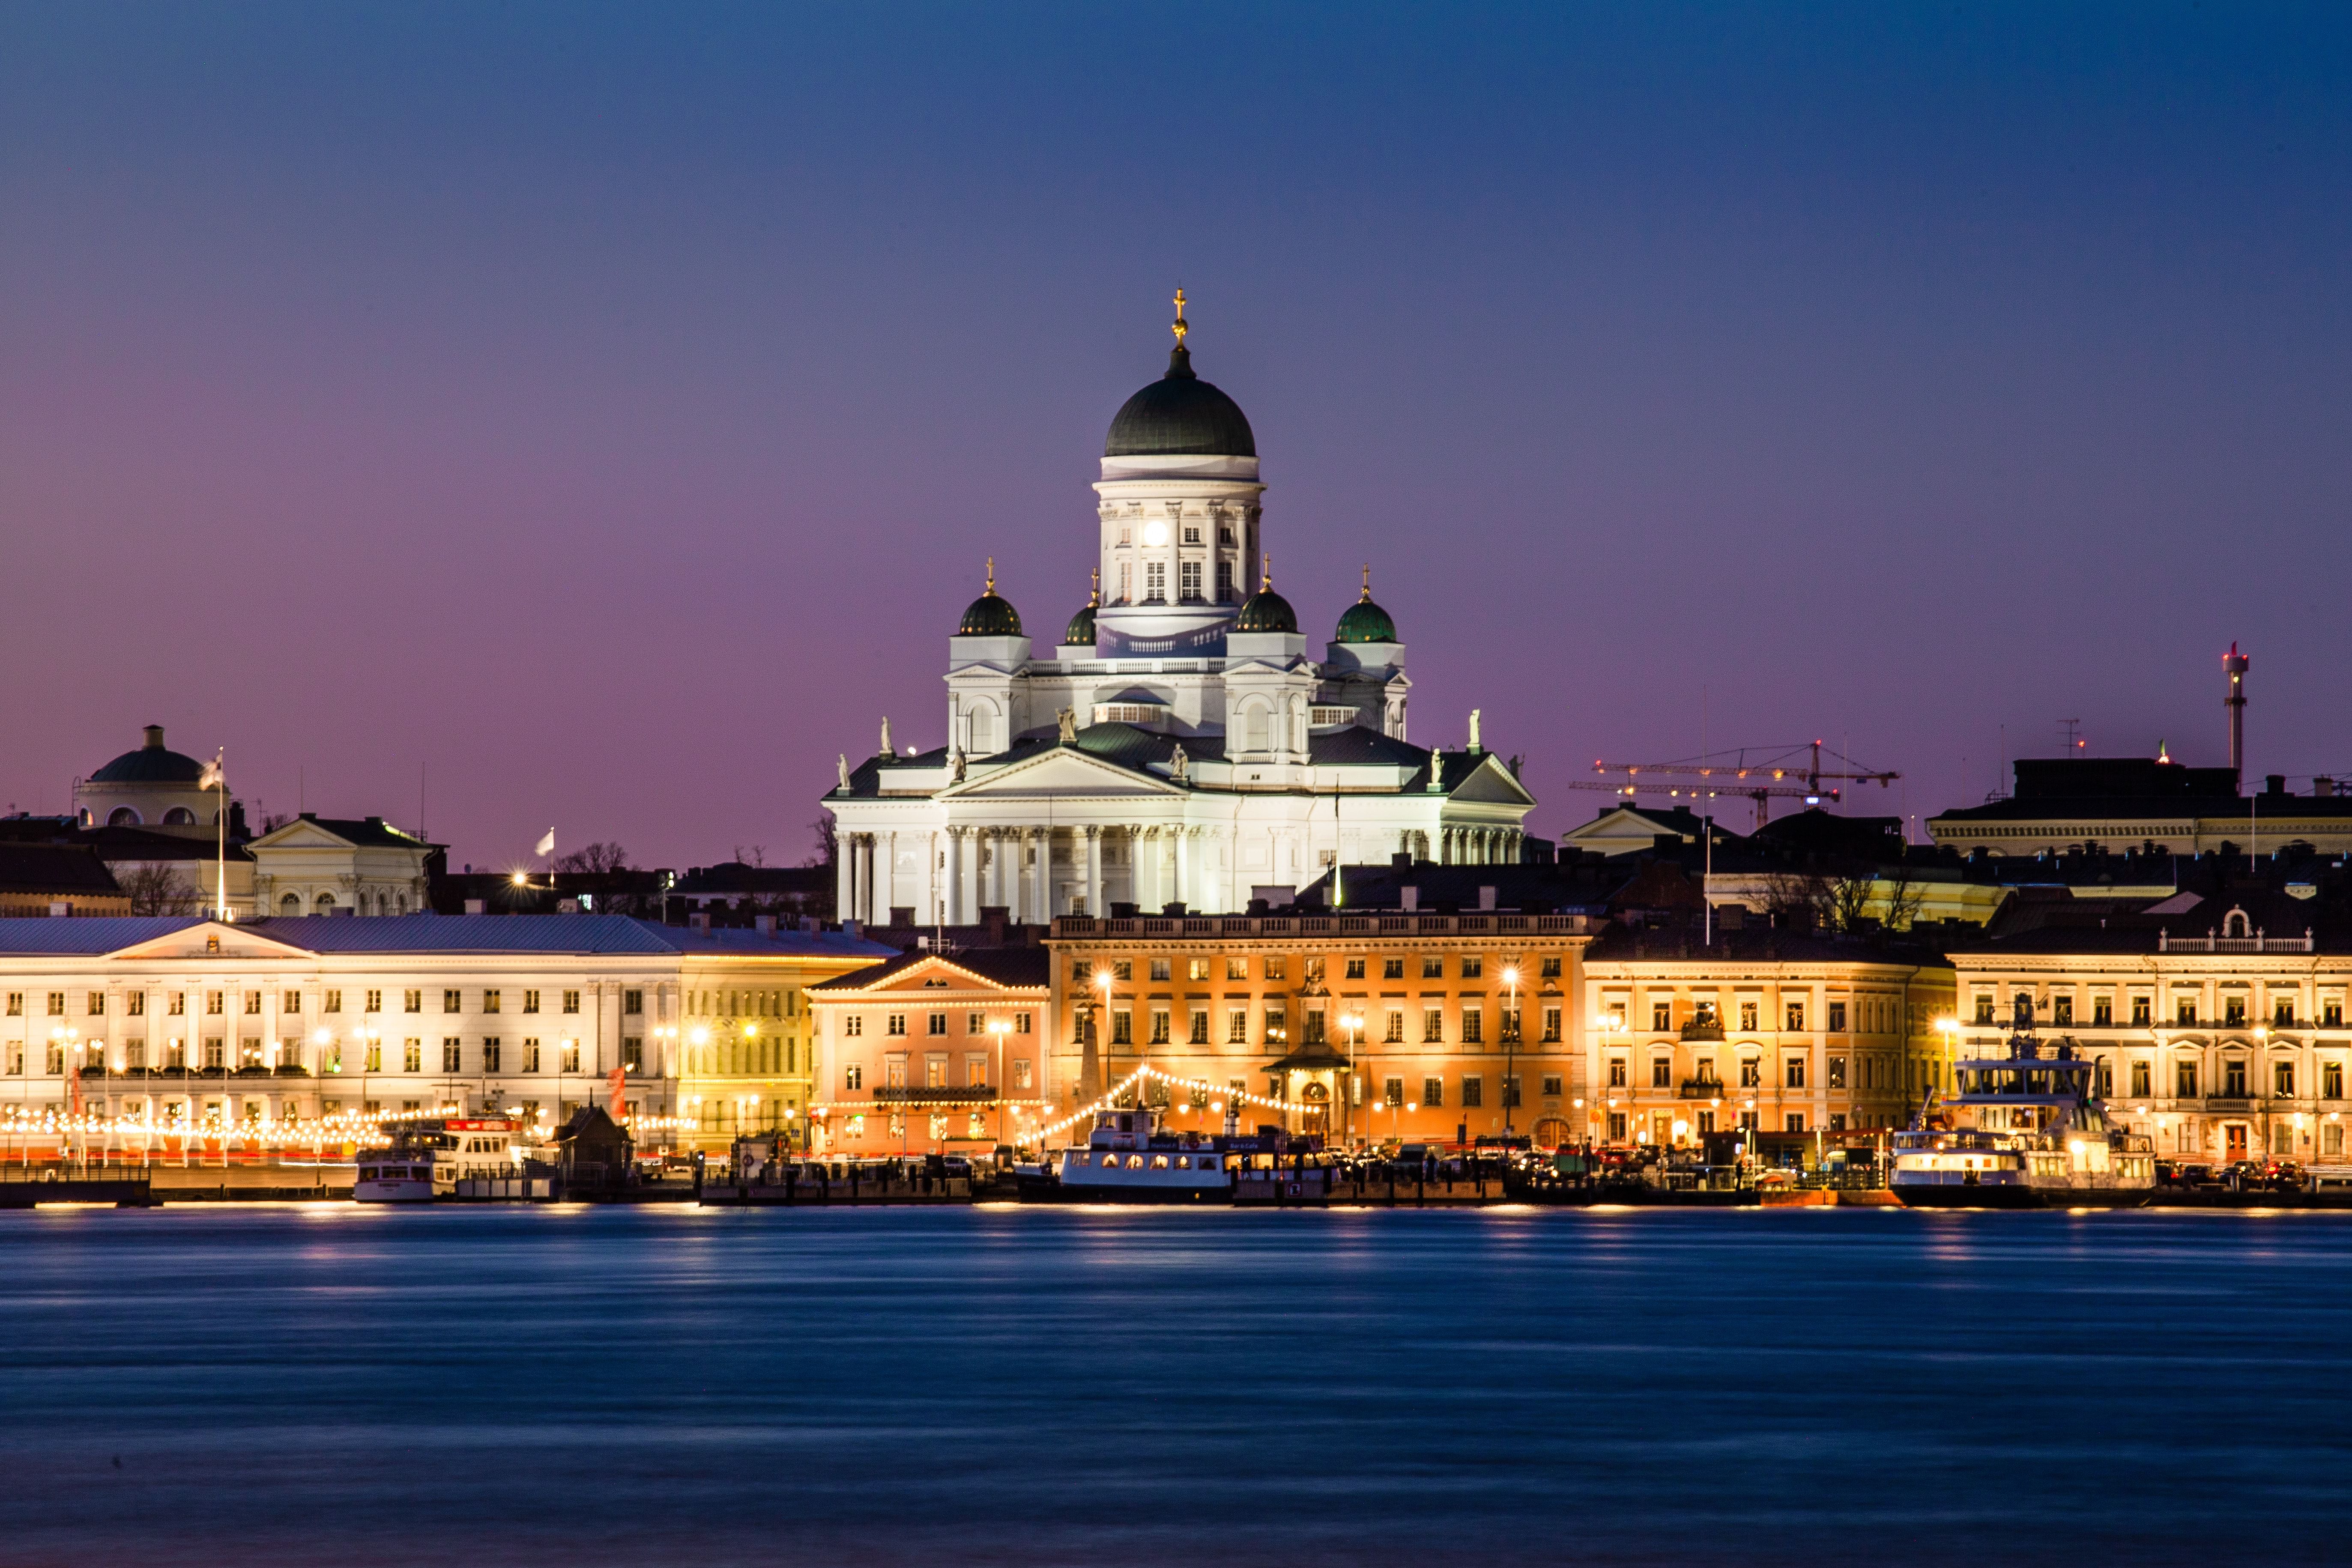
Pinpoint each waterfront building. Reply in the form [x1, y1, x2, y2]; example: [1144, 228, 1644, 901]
[1930, 758, 2352, 859]
[1041, 905, 1602, 1150]
[1950, 884, 2352, 1165]
[807, 947, 1050, 1156]
[822, 299, 1536, 926]
[0, 915, 887, 1146]
[1579, 926, 1956, 1147]
[672, 924, 892, 1152]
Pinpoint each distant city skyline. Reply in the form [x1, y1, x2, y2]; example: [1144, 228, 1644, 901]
[4, 4, 2349, 867]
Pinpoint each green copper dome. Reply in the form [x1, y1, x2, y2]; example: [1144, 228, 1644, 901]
[1232, 579, 1297, 635]
[956, 559, 1023, 637]
[1062, 570, 1102, 646]
[1334, 570, 1397, 643]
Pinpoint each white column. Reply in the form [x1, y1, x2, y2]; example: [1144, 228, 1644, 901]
[878, 831, 897, 921]
[1031, 830, 1050, 921]
[1173, 826, 1192, 912]
[1084, 827, 1103, 917]
[985, 830, 1004, 911]
[942, 830, 962, 926]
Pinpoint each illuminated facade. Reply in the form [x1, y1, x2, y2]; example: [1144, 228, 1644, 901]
[0, 915, 886, 1147]
[671, 931, 894, 1153]
[1579, 929, 1955, 1147]
[823, 302, 1535, 925]
[1950, 903, 2352, 1165]
[1041, 909, 1602, 1149]
[807, 947, 1052, 1156]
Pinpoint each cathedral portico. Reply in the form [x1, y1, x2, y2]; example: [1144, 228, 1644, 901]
[825, 296, 1537, 917]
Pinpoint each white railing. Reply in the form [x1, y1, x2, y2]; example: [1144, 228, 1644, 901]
[2159, 929, 2313, 954]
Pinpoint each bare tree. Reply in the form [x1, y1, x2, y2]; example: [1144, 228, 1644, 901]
[1824, 876, 1877, 933]
[1874, 865, 1928, 932]
[803, 815, 837, 869]
[1759, 872, 1832, 926]
[116, 863, 201, 917]
[551, 841, 632, 875]
[732, 843, 768, 868]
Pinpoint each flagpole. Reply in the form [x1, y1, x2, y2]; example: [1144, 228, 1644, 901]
[214, 750, 230, 921]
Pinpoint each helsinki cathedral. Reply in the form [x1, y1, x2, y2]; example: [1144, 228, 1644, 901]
[826, 294, 1536, 924]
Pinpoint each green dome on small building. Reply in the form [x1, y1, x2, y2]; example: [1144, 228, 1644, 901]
[1232, 561, 1297, 635]
[1062, 570, 1101, 646]
[956, 559, 1023, 637]
[1334, 567, 1398, 644]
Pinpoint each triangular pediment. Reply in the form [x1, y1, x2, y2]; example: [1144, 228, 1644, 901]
[1447, 754, 1538, 806]
[826, 953, 1046, 996]
[248, 818, 359, 851]
[942, 746, 1183, 800]
[108, 920, 318, 962]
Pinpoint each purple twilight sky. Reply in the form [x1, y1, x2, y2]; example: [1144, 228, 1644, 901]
[3, 3, 2348, 870]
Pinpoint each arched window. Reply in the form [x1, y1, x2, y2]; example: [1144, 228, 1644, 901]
[108, 807, 140, 826]
[314, 892, 336, 915]
[1243, 702, 1270, 751]
[162, 807, 195, 826]
[279, 893, 301, 915]
[2225, 910, 2250, 938]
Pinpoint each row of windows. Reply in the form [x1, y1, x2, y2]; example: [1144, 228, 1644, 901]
[1101, 1004, 1560, 1047]
[1979, 992, 2350, 1029]
[1091, 956, 1565, 985]
[840, 1056, 1037, 1091]
[1608, 1054, 1901, 1091]
[5, 1034, 641, 1076]
[1614, 998, 1893, 1034]
[687, 989, 801, 1019]
[1375, 1074, 1562, 1108]
[842, 1011, 1035, 1039]
[3, 988, 631, 1018]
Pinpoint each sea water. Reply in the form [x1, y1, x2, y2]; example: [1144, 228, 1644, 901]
[1, 1204, 2347, 1565]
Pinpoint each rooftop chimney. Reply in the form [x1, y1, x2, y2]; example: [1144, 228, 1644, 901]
[2224, 641, 2249, 786]
[142, 725, 165, 750]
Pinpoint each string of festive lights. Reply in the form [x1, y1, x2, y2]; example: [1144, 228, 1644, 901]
[1025, 1064, 1315, 1143]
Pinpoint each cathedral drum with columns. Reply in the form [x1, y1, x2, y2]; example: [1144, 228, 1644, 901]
[826, 296, 1536, 925]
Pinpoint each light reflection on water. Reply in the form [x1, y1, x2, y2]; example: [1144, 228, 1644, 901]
[1, 1206, 2348, 1566]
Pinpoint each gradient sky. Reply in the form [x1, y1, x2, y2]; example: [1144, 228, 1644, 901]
[3, 3, 2348, 870]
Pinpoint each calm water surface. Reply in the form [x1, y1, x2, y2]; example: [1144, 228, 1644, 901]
[2, 1204, 2348, 1565]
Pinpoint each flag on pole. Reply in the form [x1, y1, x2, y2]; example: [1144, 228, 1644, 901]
[535, 828, 556, 859]
[197, 754, 225, 791]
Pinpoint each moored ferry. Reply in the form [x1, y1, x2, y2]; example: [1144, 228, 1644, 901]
[1892, 1003, 2155, 1210]
[1018, 1104, 1322, 1204]
[355, 1118, 528, 1204]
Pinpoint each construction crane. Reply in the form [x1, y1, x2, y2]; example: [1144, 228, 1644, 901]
[1582, 741, 1900, 831]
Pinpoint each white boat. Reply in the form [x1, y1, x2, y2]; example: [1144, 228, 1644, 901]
[1021, 1105, 1238, 1203]
[354, 1117, 528, 1204]
[1892, 1002, 2155, 1210]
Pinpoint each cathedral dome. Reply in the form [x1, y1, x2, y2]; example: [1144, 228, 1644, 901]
[1104, 345, 1255, 459]
[1062, 574, 1100, 646]
[1232, 565, 1297, 635]
[956, 560, 1023, 638]
[90, 725, 205, 784]
[1334, 570, 1397, 643]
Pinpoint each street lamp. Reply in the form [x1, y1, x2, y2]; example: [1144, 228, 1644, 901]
[1502, 965, 1521, 1136]
[987, 1016, 1012, 1150]
[1340, 1009, 1365, 1147]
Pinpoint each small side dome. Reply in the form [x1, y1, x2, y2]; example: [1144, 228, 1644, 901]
[1232, 560, 1297, 635]
[1063, 569, 1101, 646]
[956, 558, 1023, 638]
[1334, 566, 1397, 643]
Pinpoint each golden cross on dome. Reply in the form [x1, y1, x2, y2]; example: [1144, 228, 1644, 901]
[1361, 563, 1372, 601]
[1089, 565, 1100, 606]
[1261, 553, 1272, 591]
[985, 556, 996, 594]
[1172, 287, 1188, 346]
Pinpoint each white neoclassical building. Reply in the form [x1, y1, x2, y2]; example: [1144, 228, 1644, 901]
[825, 300, 1537, 923]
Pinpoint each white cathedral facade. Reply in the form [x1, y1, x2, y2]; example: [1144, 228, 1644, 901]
[825, 302, 1536, 924]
